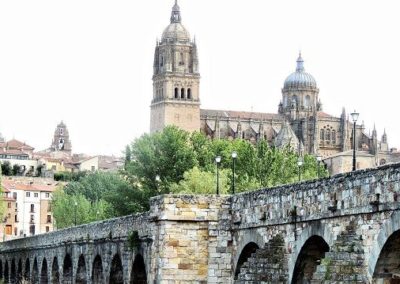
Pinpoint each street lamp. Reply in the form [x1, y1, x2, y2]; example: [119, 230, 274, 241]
[231, 151, 237, 194]
[297, 157, 303, 182]
[215, 156, 221, 195]
[74, 201, 78, 226]
[155, 174, 161, 192]
[350, 110, 359, 171]
[316, 155, 322, 178]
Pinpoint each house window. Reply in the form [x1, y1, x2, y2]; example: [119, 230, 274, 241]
[34, 193, 38, 198]
[15, 215, 18, 222]
[12, 192, 17, 200]
[5, 225, 12, 235]
[45, 193, 50, 198]
[91, 166, 95, 172]
[48, 204, 52, 212]
[14, 227, 18, 236]
[7, 202, 11, 209]
[30, 204, 35, 213]
[26, 192, 31, 197]
[29, 225, 35, 235]
[47, 215, 52, 223]
[46, 226, 50, 233]
[30, 214, 34, 223]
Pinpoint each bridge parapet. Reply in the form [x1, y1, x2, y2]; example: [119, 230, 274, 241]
[231, 163, 400, 229]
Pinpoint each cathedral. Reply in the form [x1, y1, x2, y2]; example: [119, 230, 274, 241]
[150, 1, 399, 174]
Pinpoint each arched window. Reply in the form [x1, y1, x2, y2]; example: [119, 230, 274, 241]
[332, 130, 336, 144]
[320, 129, 324, 141]
[187, 88, 191, 99]
[291, 95, 298, 108]
[160, 56, 164, 67]
[179, 52, 184, 65]
[181, 88, 185, 99]
[174, 88, 178, 99]
[326, 129, 331, 141]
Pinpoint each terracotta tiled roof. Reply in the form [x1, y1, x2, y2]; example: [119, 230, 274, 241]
[201, 109, 281, 121]
[1, 179, 56, 192]
[6, 139, 34, 150]
[0, 149, 30, 156]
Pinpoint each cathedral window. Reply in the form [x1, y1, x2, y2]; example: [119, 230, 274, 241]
[179, 52, 184, 65]
[181, 88, 185, 99]
[174, 88, 179, 99]
[320, 129, 324, 141]
[304, 95, 310, 108]
[332, 130, 336, 144]
[325, 129, 331, 142]
[59, 128, 64, 135]
[187, 88, 192, 99]
[160, 56, 164, 67]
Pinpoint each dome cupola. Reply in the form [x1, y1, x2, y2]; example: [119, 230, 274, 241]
[283, 53, 317, 90]
[161, 0, 190, 43]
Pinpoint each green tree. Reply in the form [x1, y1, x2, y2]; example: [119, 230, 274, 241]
[170, 167, 230, 194]
[1, 161, 12, 176]
[12, 164, 21, 176]
[125, 126, 197, 194]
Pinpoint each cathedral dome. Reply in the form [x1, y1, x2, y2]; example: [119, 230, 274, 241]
[284, 54, 317, 90]
[162, 23, 190, 42]
[161, 1, 190, 42]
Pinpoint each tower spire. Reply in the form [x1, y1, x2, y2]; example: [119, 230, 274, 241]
[170, 0, 181, 23]
[296, 52, 305, 72]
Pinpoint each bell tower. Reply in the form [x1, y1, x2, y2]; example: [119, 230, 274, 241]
[150, 0, 200, 133]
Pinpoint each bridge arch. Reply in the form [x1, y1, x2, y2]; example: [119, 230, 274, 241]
[232, 230, 264, 276]
[369, 210, 400, 280]
[41, 258, 49, 284]
[92, 254, 104, 283]
[24, 257, 30, 281]
[234, 242, 259, 280]
[32, 257, 39, 284]
[109, 254, 124, 284]
[63, 253, 73, 283]
[76, 254, 87, 284]
[289, 222, 334, 283]
[51, 256, 60, 284]
[130, 253, 147, 284]
[291, 235, 329, 283]
[4, 260, 9, 283]
[17, 258, 23, 283]
[11, 259, 16, 283]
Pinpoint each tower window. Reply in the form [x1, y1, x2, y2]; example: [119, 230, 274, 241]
[179, 52, 184, 65]
[174, 88, 179, 99]
[160, 56, 164, 67]
[187, 88, 192, 99]
[181, 88, 185, 99]
[304, 95, 310, 107]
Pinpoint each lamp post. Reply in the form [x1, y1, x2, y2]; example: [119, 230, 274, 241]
[231, 151, 237, 194]
[297, 157, 303, 182]
[215, 156, 221, 195]
[74, 201, 78, 226]
[155, 174, 161, 192]
[350, 110, 359, 171]
[316, 155, 322, 178]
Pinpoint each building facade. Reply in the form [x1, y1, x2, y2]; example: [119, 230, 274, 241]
[0, 178, 56, 241]
[150, 1, 399, 175]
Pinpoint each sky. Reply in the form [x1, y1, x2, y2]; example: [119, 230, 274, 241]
[1, 0, 400, 156]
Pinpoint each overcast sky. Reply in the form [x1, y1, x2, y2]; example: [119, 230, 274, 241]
[1, 0, 399, 156]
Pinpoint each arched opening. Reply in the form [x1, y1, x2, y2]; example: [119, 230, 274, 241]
[24, 258, 30, 281]
[32, 258, 39, 284]
[17, 259, 23, 283]
[234, 242, 259, 280]
[92, 255, 103, 284]
[76, 255, 87, 284]
[291, 95, 298, 107]
[181, 88, 185, 99]
[4, 261, 9, 283]
[187, 88, 192, 99]
[41, 258, 49, 284]
[63, 254, 73, 284]
[109, 254, 124, 284]
[373, 229, 400, 282]
[11, 259, 16, 283]
[130, 254, 147, 284]
[292, 235, 329, 283]
[51, 257, 60, 284]
[174, 88, 178, 99]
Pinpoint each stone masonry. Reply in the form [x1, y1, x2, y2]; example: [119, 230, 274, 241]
[2, 163, 400, 283]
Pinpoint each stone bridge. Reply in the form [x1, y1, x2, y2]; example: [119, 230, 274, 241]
[2, 163, 400, 283]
